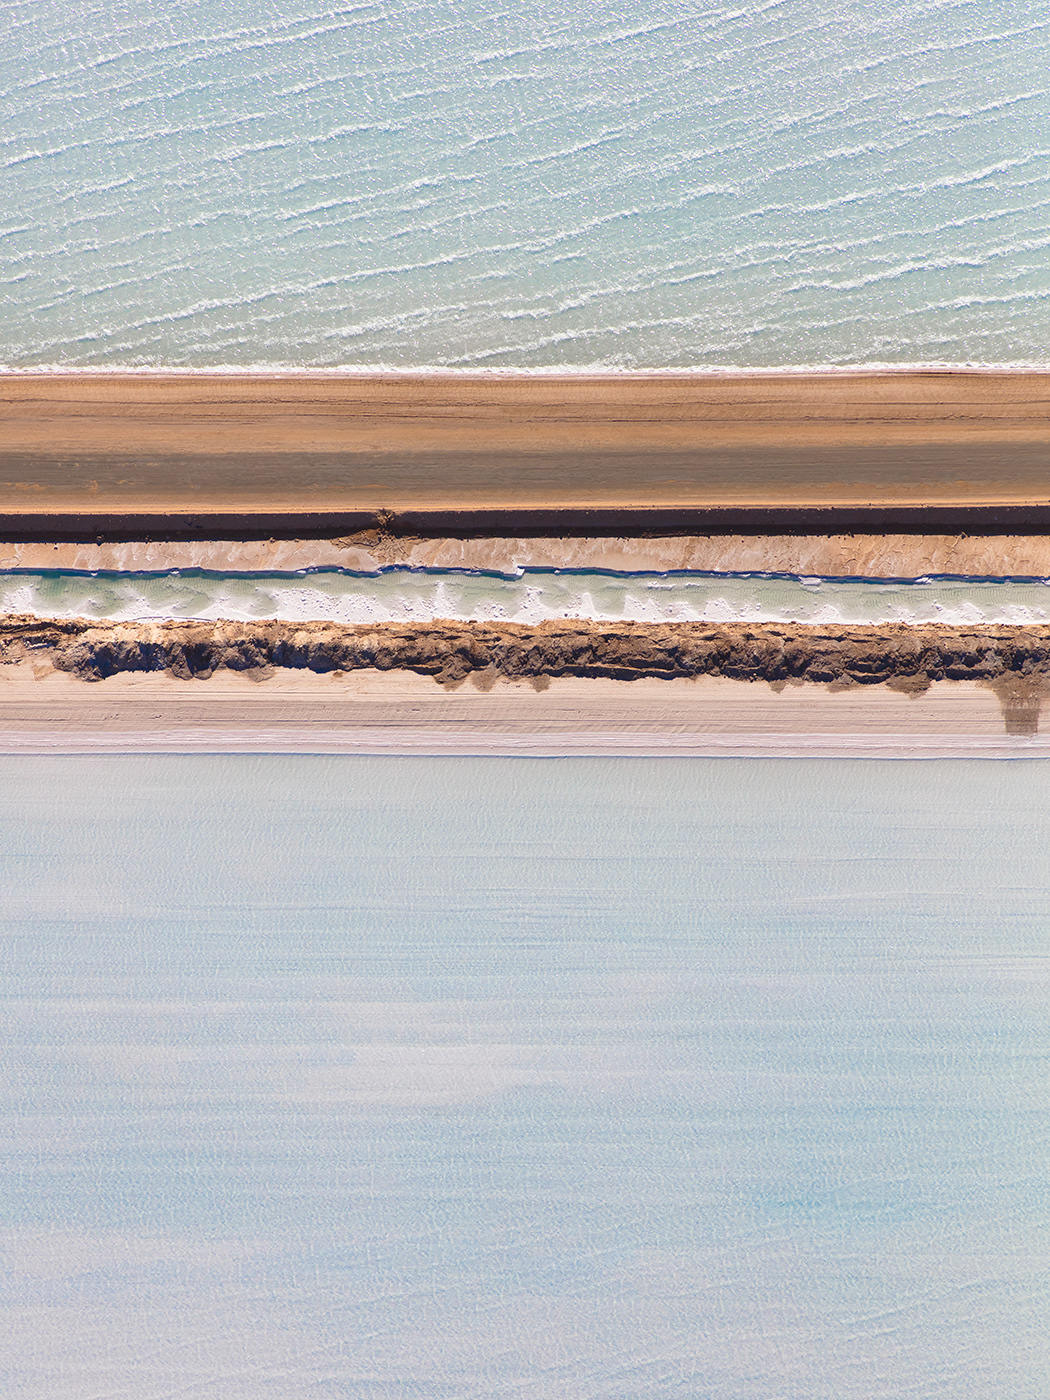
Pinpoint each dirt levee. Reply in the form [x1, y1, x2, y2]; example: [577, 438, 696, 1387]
[3, 370, 1050, 513]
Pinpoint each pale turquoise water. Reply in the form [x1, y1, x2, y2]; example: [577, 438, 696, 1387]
[8, 565, 1050, 623]
[1, 755, 1048, 1398]
[3, 0, 1049, 367]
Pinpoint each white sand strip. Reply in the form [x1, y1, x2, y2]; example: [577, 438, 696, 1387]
[0, 729, 1045, 758]
[0, 669, 1043, 757]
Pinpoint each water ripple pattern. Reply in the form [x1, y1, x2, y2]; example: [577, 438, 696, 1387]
[2, 0, 1049, 366]
[8, 567, 1050, 625]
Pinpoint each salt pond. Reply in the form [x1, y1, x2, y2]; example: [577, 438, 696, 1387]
[1, 755, 1047, 1398]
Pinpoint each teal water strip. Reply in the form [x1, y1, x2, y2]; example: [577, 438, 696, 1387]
[5, 567, 1050, 625]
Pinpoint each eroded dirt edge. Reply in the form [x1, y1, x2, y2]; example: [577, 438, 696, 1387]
[5, 614, 1050, 728]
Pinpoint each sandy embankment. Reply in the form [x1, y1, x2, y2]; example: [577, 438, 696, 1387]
[0, 616, 1048, 753]
[2, 370, 1050, 516]
[3, 369, 1050, 754]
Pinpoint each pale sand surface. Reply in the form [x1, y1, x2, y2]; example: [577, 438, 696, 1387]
[0, 667, 1043, 757]
[8, 534, 1050, 578]
[2, 371, 1050, 510]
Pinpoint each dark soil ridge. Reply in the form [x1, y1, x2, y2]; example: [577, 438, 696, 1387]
[6, 616, 1050, 697]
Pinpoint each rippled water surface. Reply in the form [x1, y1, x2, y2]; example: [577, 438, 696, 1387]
[3, 0, 1049, 365]
[2, 756, 1048, 1398]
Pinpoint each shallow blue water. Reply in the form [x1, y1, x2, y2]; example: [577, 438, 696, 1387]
[3, 0, 1049, 366]
[1, 755, 1047, 1398]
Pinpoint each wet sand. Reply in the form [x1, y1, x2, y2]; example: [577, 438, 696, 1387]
[0, 667, 1043, 757]
[3, 370, 1050, 514]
